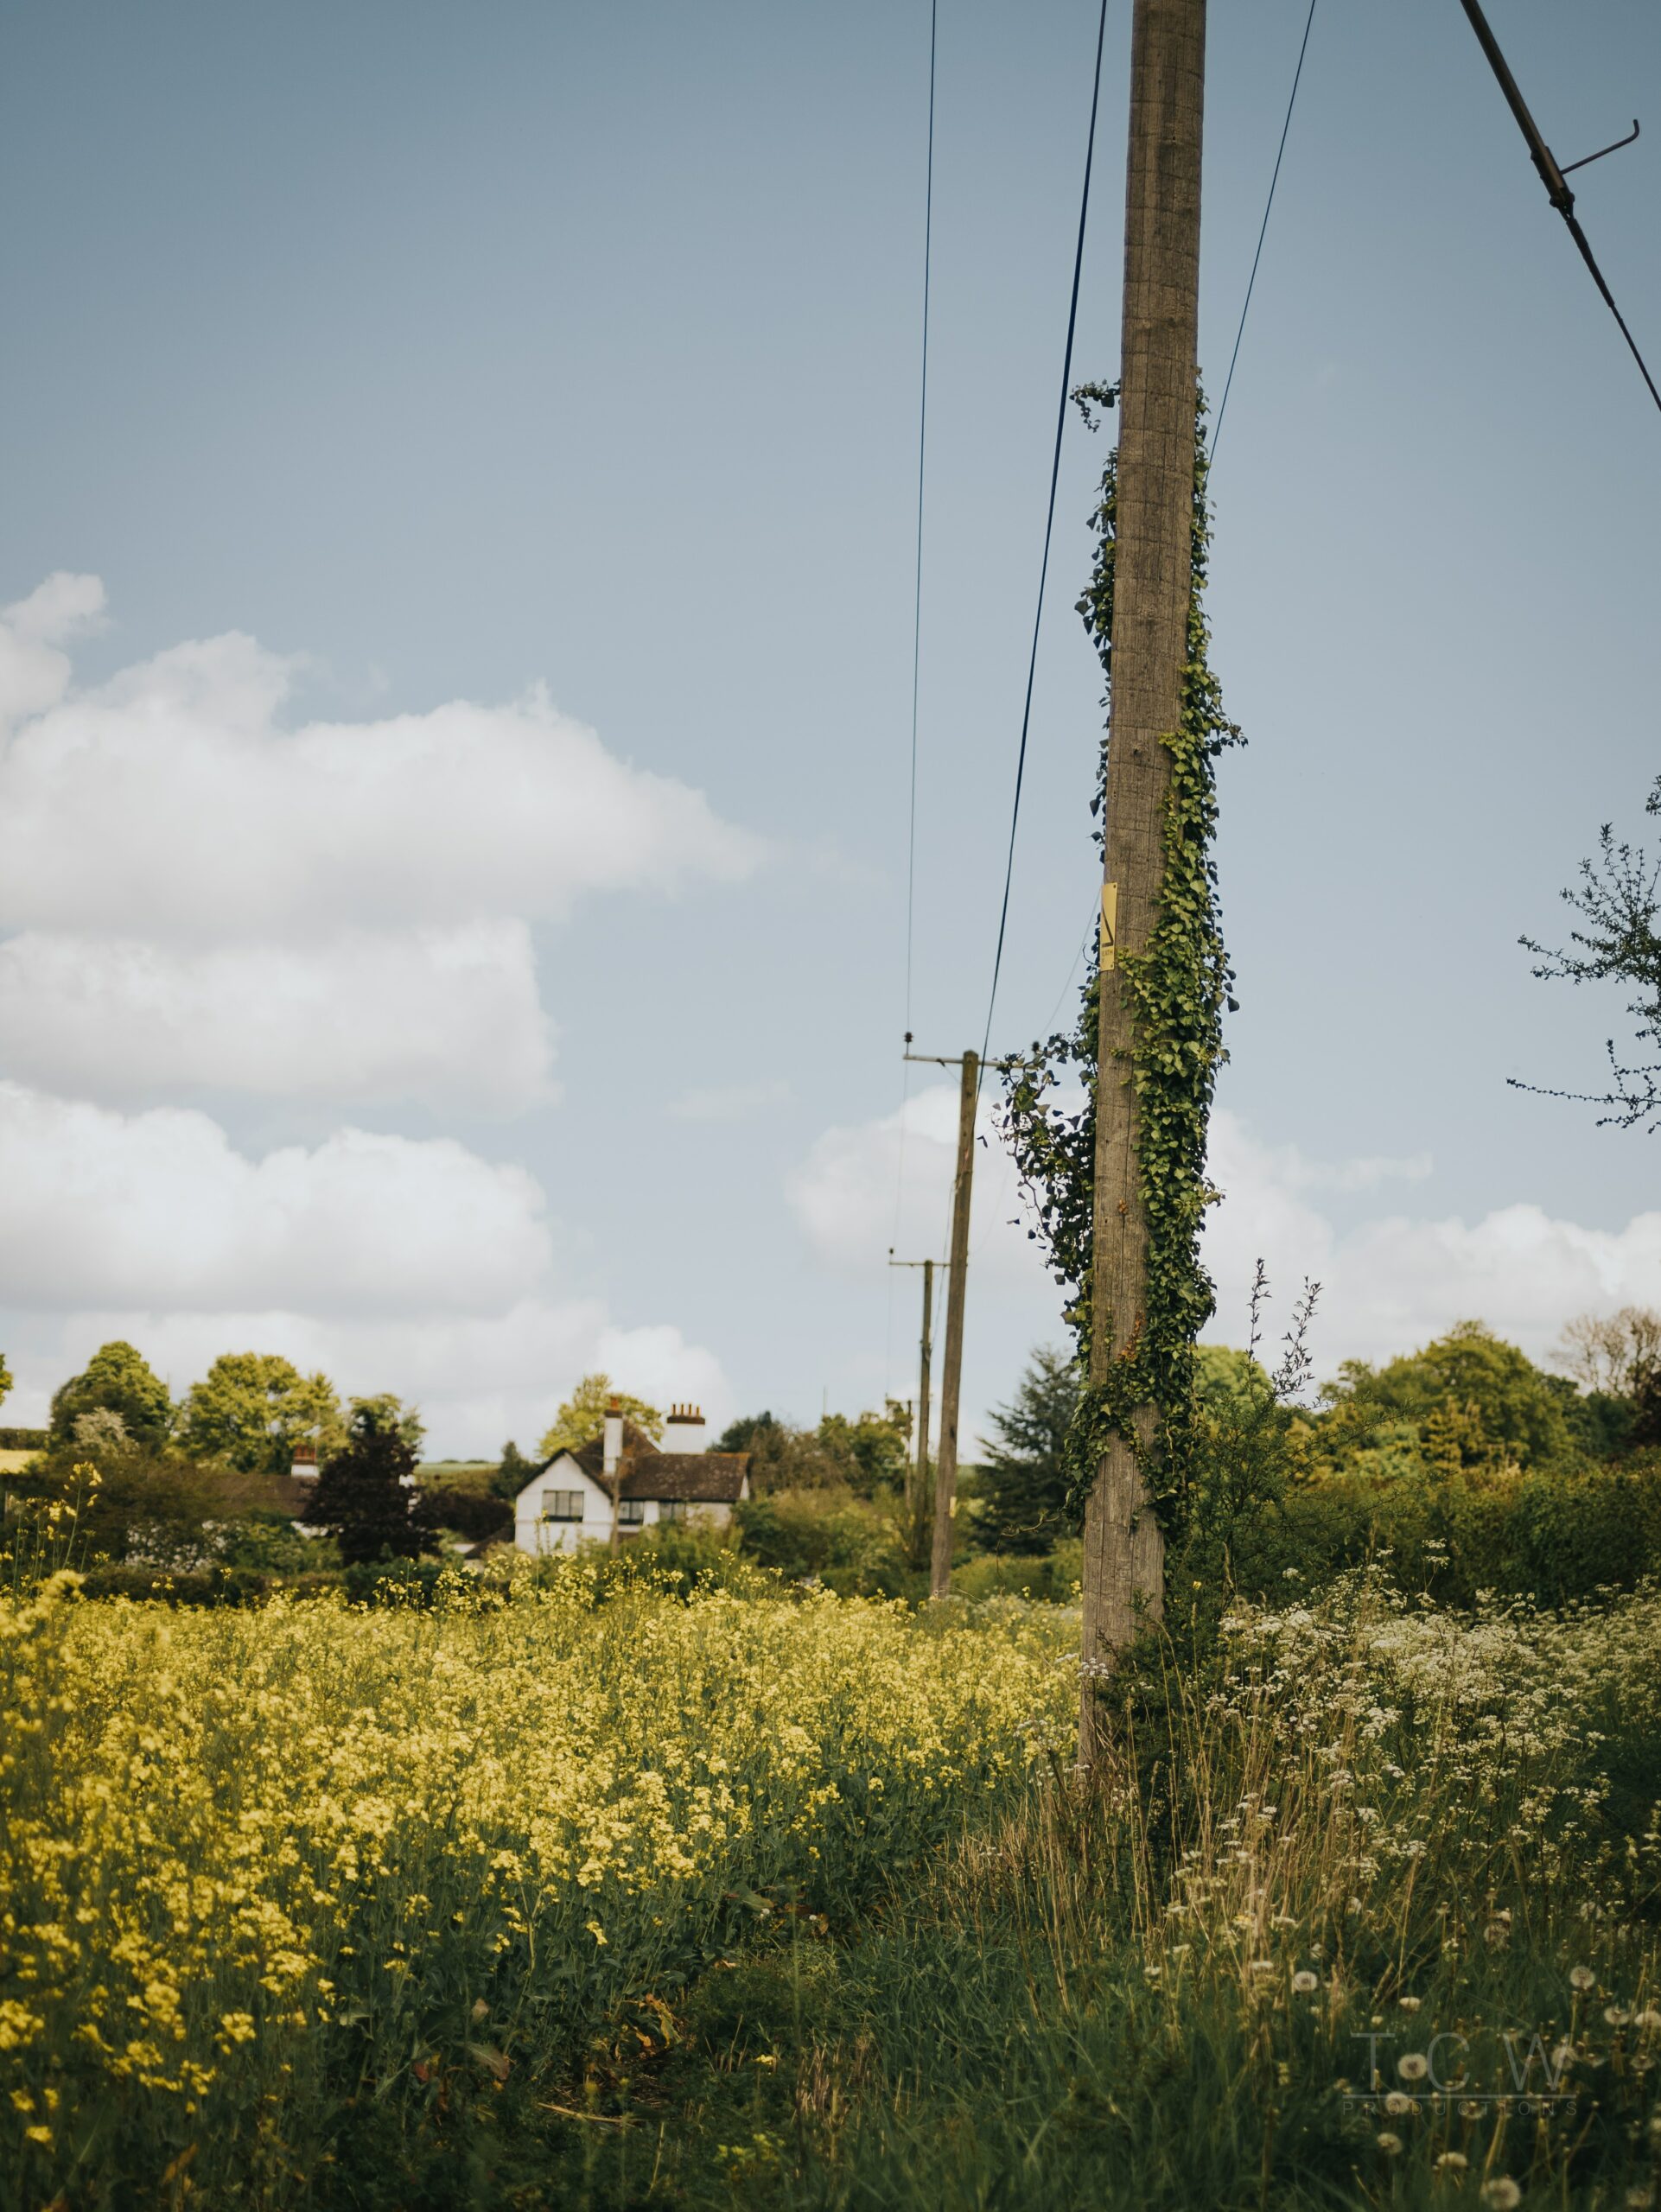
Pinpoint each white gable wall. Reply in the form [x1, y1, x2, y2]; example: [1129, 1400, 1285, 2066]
[512, 1456, 754, 1556]
[512, 1452, 614, 1555]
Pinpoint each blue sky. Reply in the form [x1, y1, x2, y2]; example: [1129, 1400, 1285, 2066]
[1, 0, 1657, 1452]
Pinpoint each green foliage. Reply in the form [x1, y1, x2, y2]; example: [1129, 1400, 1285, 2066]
[1223, 1452, 1661, 1611]
[537, 1373, 663, 1460]
[951, 1540, 1083, 1603]
[1518, 772, 1661, 1127]
[417, 1464, 513, 1545]
[49, 1339, 173, 1452]
[177, 1352, 343, 1474]
[733, 1489, 916, 1598]
[1316, 1319, 1574, 1472]
[345, 1391, 424, 1458]
[815, 1403, 911, 1497]
[490, 1440, 539, 1499]
[0, 1350, 10, 1411]
[717, 1408, 910, 1498]
[1000, 386, 1238, 1548]
[307, 1398, 436, 1567]
[974, 1345, 1081, 1555]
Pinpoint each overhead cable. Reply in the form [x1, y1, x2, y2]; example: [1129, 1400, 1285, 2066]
[978, 0, 1111, 1081]
[1211, 0, 1318, 461]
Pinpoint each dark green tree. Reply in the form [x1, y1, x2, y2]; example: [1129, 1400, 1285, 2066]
[308, 1399, 436, 1566]
[976, 1347, 1082, 1555]
[49, 1340, 172, 1452]
[491, 1440, 539, 1500]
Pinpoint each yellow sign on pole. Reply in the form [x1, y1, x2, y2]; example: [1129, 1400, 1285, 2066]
[1099, 881, 1118, 971]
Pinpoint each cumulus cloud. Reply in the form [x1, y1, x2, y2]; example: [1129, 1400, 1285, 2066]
[0, 572, 105, 733]
[0, 1081, 552, 1315]
[0, 922, 556, 1114]
[791, 1092, 1661, 1382]
[1201, 1109, 1661, 1370]
[0, 594, 760, 938]
[787, 1081, 1056, 1291]
[0, 574, 759, 1111]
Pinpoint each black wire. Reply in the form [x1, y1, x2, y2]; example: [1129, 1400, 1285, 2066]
[1561, 209, 1661, 416]
[1211, 0, 1318, 462]
[903, 0, 939, 1040]
[978, 0, 1110, 1080]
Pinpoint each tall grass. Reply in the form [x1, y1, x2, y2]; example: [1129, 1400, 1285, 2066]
[572, 1573, 1661, 2209]
[0, 1571, 1073, 2208]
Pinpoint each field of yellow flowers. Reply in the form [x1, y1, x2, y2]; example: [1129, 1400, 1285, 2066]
[0, 1568, 1075, 2209]
[7, 1553, 1661, 2210]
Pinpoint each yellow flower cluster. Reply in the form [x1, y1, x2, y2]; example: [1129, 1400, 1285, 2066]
[0, 1572, 1074, 2198]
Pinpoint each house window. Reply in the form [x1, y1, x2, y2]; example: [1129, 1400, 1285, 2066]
[541, 1489, 584, 1522]
[617, 1498, 647, 1525]
[659, 1500, 688, 1522]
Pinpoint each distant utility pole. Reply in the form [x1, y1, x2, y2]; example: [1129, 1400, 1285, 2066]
[907, 1046, 979, 1599]
[1084, 0, 1206, 1715]
[888, 1252, 939, 1567]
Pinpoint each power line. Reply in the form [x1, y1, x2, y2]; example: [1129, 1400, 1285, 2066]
[889, 0, 939, 1391]
[1211, 0, 1318, 462]
[978, 0, 1111, 1078]
[902, 0, 939, 1039]
[1457, 0, 1660, 418]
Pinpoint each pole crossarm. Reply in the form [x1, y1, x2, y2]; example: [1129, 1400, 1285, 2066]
[1456, 0, 1661, 416]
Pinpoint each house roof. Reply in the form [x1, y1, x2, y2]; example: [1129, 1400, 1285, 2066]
[545, 1423, 749, 1506]
[617, 1452, 748, 1504]
[569, 1420, 659, 1481]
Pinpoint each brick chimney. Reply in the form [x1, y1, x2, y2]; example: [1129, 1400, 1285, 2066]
[665, 1402, 707, 1455]
[602, 1395, 624, 1479]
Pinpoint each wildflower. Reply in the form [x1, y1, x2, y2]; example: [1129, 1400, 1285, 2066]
[1397, 2052, 1429, 2082]
[1384, 2091, 1413, 2115]
[1604, 2005, 1632, 2026]
[1291, 1971, 1318, 1994]
[1399, 1994, 1422, 2012]
[585, 1922, 608, 1947]
[1436, 2152, 1469, 2172]
[1569, 1965, 1596, 1991]
[1376, 2131, 1403, 2154]
[1480, 2182, 1523, 2210]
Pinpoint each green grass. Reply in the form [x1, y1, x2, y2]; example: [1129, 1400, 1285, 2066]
[538, 1575, 1661, 2211]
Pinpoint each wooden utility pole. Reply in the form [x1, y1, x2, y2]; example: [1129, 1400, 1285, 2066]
[888, 1253, 939, 1567]
[1083, 0, 1206, 1724]
[914, 1256, 934, 1537]
[930, 1050, 977, 1599]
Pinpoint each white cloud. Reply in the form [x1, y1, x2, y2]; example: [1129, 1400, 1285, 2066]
[669, 1078, 791, 1122]
[791, 1092, 1661, 1394]
[1202, 1109, 1661, 1370]
[787, 1081, 1056, 1290]
[0, 580, 760, 940]
[0, 572, 105, 733]
[0, 922, 556, 1114]
[0, 1081, 552, 1315]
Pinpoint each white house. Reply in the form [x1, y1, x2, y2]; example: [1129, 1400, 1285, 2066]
[512, 1401, 750, 1556]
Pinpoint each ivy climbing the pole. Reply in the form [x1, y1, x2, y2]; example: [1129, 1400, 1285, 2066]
[997, 383, 1240, 1554]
